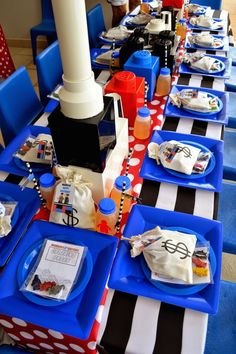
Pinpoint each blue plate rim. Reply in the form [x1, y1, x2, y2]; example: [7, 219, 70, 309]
[181, 91, 223, 116]
[185, 57, 225, 74]
[139, 130, 223, 192]
[17, 235, 93, 307]
[140, 226, 216, 296]
[162, 140, 216, 179]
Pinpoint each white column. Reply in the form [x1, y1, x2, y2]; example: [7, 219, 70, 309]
[52, 0, 104, 119]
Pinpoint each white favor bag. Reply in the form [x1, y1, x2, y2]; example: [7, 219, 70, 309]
[49, 166, 96, 230]
[148, 140, 201, 175]
[128, 226, 197, 284]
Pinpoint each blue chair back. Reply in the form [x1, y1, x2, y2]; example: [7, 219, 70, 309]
[41, 0, 55, 22]
[36, 40, 63, 106]
[204, 281, 236, 354]
[87, 4, 106, 47]
[223, 130, 236, 181]
[0, 345, 31, 353]
[218, 181, 236, 254]
[189, 0, 222, 10]
[0, 66, 43, 145]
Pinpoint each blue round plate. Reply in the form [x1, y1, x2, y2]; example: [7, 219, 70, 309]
[194, 39, 224, 50]
[13, 156, 51, 174]
[91, 48, 110, 70]
[188, 58, 225, 74]
[17, 235, 93, 307]
[182, 92, 223, 116]
[163, 141, 215, 179]
[98, 31, 130, 45]
[0, 193, 19, 230]
[140, 226, 216, 296]
[190, 20, 223, 31]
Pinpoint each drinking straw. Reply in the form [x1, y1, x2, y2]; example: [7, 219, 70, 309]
[25, 162, 47, 208]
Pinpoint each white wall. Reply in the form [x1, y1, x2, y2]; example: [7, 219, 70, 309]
[0, 0, 112, 40]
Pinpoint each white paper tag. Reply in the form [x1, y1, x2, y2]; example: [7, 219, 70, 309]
[25, 240, 86, 300]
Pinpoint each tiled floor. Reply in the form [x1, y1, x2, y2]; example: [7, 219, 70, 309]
[7, 2, 236, 283]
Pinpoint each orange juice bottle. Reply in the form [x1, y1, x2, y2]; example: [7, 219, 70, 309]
[110, 175, 133, 214]
[155, 67, 171, 97]
[134, 107, 151, 140]
[176, 18, 187, 40]
[140, 0, 150, 14]
[96, 198, 117, 236]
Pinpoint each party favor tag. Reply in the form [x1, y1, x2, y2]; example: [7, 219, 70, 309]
[15, 134, 53, 164]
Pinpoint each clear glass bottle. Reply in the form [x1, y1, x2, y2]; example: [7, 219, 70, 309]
[110, 175, 133, 214]
[176, 18, 187, 40]
[140, 0, 150, 14]
[155, 67, 171, 97]
[39, 173, 56, 210]
[96, 198, 117, 236]
[134, 106, 151, 140]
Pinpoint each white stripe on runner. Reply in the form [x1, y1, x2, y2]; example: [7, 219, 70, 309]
[155, 182, 178, 211]
[181, 309, 208, 354]
[212, 78, 225, 91]
[176, 118, 194, 134]
[0, 171, 9, 181]
[205, 122, 222, 140]
[35, 112, 50, 127]
[125, 297, 161, 354]
[189, 75, 202, 87]
[18, 177, 35, 189]
[97, 289, 115, 342]
[96, 70, 111, 86]
[193, 189, 215, 219]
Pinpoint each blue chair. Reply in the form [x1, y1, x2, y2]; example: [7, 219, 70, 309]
[226, 92, 236, 129]
[0, 345, 31, 353]
[218, 181, 236, 254]
[30, 0, 57, 63]
[229, 47, 236, 66]
[0, 66, 43, 146]
[204, 281, 236, 354]
[36, 40, 63, 106]
[189, 0, 222, 10]
[225, 66, 236, 92]
[87, 4, 106, 47]
[223, 130, 236, 181]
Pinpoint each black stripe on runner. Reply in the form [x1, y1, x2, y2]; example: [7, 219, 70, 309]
[177, 74, 191, 86]
[192, 29, 218, 35]
[186, 48, 197, 53]
[191, 120, 208, 136]
[117, 98, 123, 117]
[213, 10, 221, 19]
[153, 302, 185, 354]
[5, 174, 23, 185]
[100, 290, 137, 354]
[213, 192, 219, 220]
[139, 179, 160, 207]
[174, 186, 196, 215]
[200, 76, 214, 89]
[93, 69, 103, 80]
[162, 116, 180, 131]
[206, 50, 216, 55]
